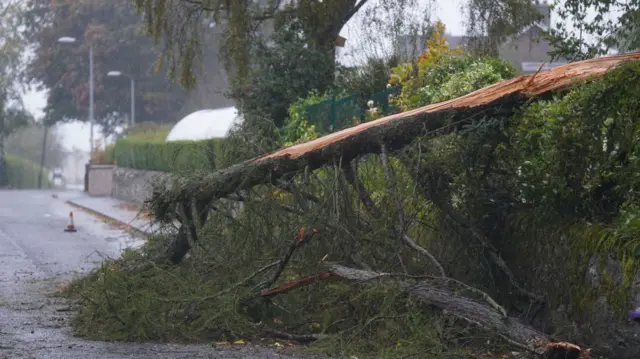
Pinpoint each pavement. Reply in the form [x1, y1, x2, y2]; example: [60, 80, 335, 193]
[65, 195, 161, 236]
[0, 189, 321, 359]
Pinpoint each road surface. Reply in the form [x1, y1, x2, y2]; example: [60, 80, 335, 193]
[0, 190, 319, 359]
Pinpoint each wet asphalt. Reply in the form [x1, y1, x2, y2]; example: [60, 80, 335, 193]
[0, 190, 322, 359]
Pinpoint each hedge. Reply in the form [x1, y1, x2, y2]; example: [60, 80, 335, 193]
[5, 154, 52, 189]
[109, 138, 226, 173]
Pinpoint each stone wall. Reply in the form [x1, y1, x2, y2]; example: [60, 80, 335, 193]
[112, 167, 170, 206]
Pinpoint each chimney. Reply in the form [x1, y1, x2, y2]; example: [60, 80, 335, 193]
[535, 3, 551, 28]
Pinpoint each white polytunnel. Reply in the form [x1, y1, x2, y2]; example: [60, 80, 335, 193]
[165, 107, 243, 142]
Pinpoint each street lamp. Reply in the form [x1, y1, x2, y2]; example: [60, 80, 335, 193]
[57, 36, 94, 154]
[107, 70, 135, 127]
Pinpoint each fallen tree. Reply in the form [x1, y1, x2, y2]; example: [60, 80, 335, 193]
[149, 52, 640, 265]
[260, 265, 593, 359]
[138, 54, 640, 358]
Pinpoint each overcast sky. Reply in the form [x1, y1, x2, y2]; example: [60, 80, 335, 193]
[19, 0, 567, 154]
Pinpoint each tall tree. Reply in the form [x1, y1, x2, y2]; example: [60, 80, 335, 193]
[546, 0, 640, 60]
[6, 124, 66, 170]
[131, 0, 369, 89]
[132, 0, 549, 90]
[20, 0, 190, 136]
[0, 0, 32, 186]
[462, 0, 545, 56]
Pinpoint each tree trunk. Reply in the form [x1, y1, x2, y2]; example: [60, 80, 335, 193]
[326, 265, 592, 358]
[258, 265, 593, 358]
[0, 115, 7, 188]
[148, 53, 640, 264]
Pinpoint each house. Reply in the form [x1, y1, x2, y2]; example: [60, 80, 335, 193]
[396, 4, 569, 74]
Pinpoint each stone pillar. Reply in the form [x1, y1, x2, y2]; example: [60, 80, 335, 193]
[87, 164, 115, 197]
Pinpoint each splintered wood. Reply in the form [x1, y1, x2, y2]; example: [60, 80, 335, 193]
[258, 52, 640, 161]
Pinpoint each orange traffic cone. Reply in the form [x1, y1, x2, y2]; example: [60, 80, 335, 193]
[64, 211, 77, 232]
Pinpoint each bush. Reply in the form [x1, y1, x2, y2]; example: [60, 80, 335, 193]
[502, 60, 640, 248]
[110, 138, 227, 173]
[280, 91, 327, 147]
[335, 56, 401, 100]
[388, 21, 515, 111]
[5, 154, 52, 189]
[122, 121, 174, 142]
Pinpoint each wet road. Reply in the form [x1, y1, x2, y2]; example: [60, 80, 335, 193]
[0, 190, 319, 359]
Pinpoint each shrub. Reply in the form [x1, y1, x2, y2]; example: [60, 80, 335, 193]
[504, 60, 640, 224]
[335, 55, 401, 100]
[5, 154, 51, 189]
[91, 140, 116, 165]
[280, 91, 327, 147]
[110, 138, 226, 173]
[122, 121, 174, 142]
[388, 21, 515, 110]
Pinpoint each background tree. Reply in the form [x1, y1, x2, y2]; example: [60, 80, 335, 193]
[229, 19, 337, 129]
[463, 0, 544, 56]
[546, 0, 640, 60]
[21, 0, 190, 136]
[6, 124, 67, 170]
[132, 0, 547, 90]
[132, 0, 370, 90]
[0, 0, 32, 186]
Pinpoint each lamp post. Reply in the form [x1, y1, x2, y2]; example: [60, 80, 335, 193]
[57, 36, 94, 154]
[107, 71, 135, 127]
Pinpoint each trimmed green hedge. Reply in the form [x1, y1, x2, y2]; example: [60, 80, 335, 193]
[5, 154, 52, 189]
[109, 138, 226, 173]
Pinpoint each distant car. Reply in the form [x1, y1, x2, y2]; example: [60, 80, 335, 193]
[52, 168, 63, 178]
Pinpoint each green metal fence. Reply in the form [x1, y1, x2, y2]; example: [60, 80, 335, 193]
[370, 86, 401, 115]
[305, 86, 401, 133]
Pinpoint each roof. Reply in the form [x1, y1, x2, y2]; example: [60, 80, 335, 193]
[165, 107, 243, 142]
[444, 21, 550, 49]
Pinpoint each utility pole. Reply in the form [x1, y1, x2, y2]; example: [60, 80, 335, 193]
[37, 123, 48, 189]
[130, 76, 135, 126]
[107, 71, 135, 127]
[0, 110, 6, 187]
[89, 45, 94, 154]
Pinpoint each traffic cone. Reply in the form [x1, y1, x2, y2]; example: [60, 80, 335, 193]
[64, 211, 77, 232]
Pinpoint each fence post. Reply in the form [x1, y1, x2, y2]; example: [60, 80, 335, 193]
[329, 99, 336, 131]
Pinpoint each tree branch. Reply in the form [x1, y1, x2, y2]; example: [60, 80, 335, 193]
[260, 271, 337, 297]
[379, 143, 447, 277]
[341, 0, 369, 27]
[150, 54, 640, 264]
[204, 261, 280, 300]
[415, 163, 543, 303]
[264, 227, 320, 289]
[318, 265, 590, 357]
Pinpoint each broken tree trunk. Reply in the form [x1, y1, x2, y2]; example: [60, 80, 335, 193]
[149, 53, 640, 263]
[261, 264, 592, 358]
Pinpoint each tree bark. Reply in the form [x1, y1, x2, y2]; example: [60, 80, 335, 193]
[304, 265, 591, 358]
[329, 265, 550, 353]
[258, 264, 592, 358]
[149, 53, 640, 263]
[164, 198, 211, 264]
